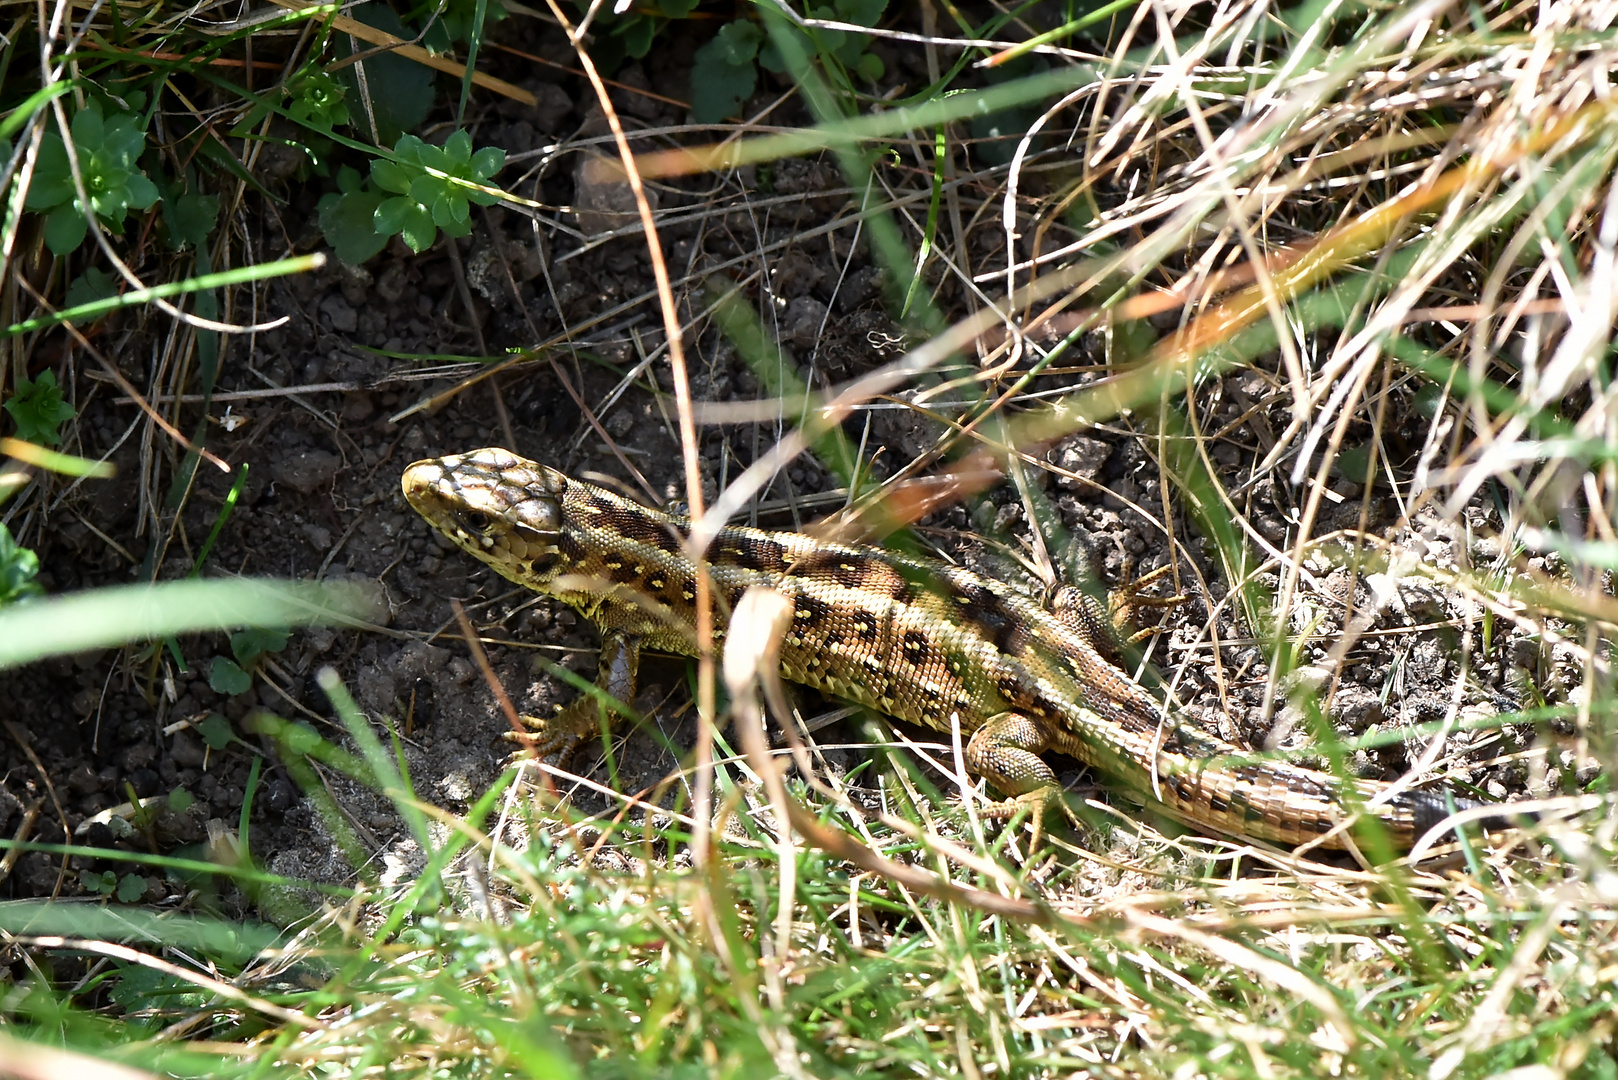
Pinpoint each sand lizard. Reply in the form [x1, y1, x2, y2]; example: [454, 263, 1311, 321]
[403, 447, 1511, 853]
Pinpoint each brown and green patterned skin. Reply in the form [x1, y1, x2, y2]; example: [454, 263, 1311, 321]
[403, 447, 1494, 852]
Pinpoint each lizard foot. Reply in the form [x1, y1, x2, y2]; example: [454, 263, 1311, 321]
[499, 698, 602, 768]
[980, 787, 1079, 852]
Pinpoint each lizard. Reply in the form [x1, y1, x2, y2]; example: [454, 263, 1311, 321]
[402, 446, 1516, 853]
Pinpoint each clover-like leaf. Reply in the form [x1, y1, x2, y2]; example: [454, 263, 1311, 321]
[231, 627, 289, 668]
[208, 656, 252, 696]
[197, 713, 234, 750]
[691, 27, 759, 124]
[319, 169, 389, 265]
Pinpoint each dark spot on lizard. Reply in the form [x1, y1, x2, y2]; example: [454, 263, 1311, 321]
[612, 510, 684, 554]
[715, 534, 788, 573]
[995, 673, 1027, 705]
[557, 532, 587, 564]
[952, 582, 1023, 655]
[788, 549, 910, 599]
[900, 630, 930, 665]
[794, 594, 830, 628]
[851, 611, 879, 642]
[601, 551, 642, 584]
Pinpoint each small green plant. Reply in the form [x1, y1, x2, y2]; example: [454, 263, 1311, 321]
[318, 131, 505, 263]
[286, 67, 350, 129]
[373, 131, 505, 251]
[197, 712, 235, 750]
[3, 369, 76, 446]
[691, 21, 766, 123]
[208, 627, 289, 696]
[0, 524, 43, 607]
[690, 2, 889, 123]
[23, 100, 160, 255]
[81, 869, 118, 895]
[63, 266, 117, 310]
[316, 166, 388, 265]
[578, 0, 698, 71]
[413, 0, 509, 50]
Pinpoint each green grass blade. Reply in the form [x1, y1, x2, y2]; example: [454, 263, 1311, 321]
[0, 578, 383, 668]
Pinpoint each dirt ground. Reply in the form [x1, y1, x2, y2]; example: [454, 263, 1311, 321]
[0, 12, 1573, 914]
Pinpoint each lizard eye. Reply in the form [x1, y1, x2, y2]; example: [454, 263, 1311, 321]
[457, 509, 493, 532]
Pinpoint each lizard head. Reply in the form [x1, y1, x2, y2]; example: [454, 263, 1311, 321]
[402, 447, 574, 589]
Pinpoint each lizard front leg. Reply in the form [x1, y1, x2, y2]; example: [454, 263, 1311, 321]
[510, 629, 642, 763]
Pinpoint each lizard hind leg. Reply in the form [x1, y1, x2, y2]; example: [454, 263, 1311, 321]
[966, 711, 1074, 850]
[1050, 561, 1186, 662]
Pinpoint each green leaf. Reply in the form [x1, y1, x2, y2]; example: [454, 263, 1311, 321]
[372, 159, 413, 194]
[164, 191, 220, 250]
[855, 51, 885, 82]
[23, 134, 73, 210]
[4, 369, 77, 445]
[197, 713, 234, 750]
[335, 165, 365, 194]
[407, 173, 440, 205]
[115, 874, 147, 903]
[364, 131, 505, 255]
[71, 101, 105, 145]
[83, 869, 117, 894]
[0, 523, 43, 607]
[714, 20, 763, 65]
[230, 626, 288, 668]
[373, 194, 415, 235]
[123, 172, 160, 211]
[398, 203, 436, 252]
[288, 68, 350, 129]
[42, 203, 88, 254]
[395, 134, 427, 165]
[333, 5, 433, 144]
[318, 183, 389, 265]
[471, 146, 505, 179]
[690, 34, 758, 124]
[208, 656, 252, 696]
[64, 267, 117, 310]
[834, 0, 886, 24]
[24, 101, 157, 245]
[618, 15, 658, 60]
[168, 787, 195, 812]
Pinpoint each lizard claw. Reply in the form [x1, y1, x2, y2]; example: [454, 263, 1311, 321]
[980, 787, 1080, 852]
[499, 701, 596, 767]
